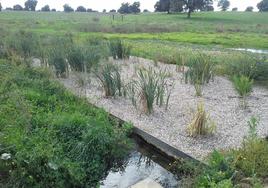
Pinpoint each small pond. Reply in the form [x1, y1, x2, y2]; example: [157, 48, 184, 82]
[230, 48, 268, 54]
[100, 135, 180, 188]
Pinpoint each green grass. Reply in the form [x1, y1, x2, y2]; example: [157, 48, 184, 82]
[0, 11, 268, 49]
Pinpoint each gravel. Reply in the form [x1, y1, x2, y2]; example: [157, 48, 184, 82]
[60, 57, 268, 161]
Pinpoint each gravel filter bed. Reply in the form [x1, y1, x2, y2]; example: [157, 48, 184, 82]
[60, 57, 268, 160]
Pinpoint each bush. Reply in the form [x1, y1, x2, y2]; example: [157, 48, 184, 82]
[187, 102, 216, 137]
[67, 45, 85, 72]
[109, 40, 131, 60]
[95, 63, 123, 97]
[48, 47, 68, 78]
[0, 61, 132, 187]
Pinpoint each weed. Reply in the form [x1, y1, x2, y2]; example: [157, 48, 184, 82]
[187, 102, 216, 137]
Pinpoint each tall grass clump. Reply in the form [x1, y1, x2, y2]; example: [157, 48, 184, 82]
[96, 63, 123, 97]
[4, 30, 39, 59]
[232, 75, 253, 108]
[67, 45, 85, 72]
[187, 102, 216, 137]
[131, 68, 171, 114]
[109, 39, 131, 60]
[184, 54, 214, 96]
[48, 47, 68, 78]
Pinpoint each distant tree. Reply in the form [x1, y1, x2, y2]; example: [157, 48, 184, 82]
[6, 7, 13, 11]
[87, 8, 93, 12]
[51, 8, 56, 12]
[129, 2, 141, 13]
[24, 0, 38, 11]
[13, 4, 24, 11]
[143, 9, 150, 12]
[257, 0, 268, 12]
[63, 4, 74, 12]
[154, 0, 170, 13]
[41, 5, 50, 12]
[110, 9, 116, 12]
[76, 6, 86, 12]
[202, 5, 214, 11]
[0, 3, 2, 11]
[232, 7, 238, 11]
[103, 9, 106, 13]
[118, 2, 141, 14]
[170, 0, 184, 12]
[217, 0, 230, 11]
[183, 0, 214, 18]
[245, 6, 254, 12]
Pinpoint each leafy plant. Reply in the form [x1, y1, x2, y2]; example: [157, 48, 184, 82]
[95, 63, 123, 97]
[48, 47, 68, 78]
[187, 102, 216, 137]
[109, 39, 131, 60]
[232, 75, 253, 97]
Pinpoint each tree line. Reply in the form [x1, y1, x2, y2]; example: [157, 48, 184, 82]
[0, 0, 268, 16]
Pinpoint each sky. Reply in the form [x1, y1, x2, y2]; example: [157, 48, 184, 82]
[0, 0, 262, 12]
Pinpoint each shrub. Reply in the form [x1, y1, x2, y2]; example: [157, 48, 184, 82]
[95, 63, 123, 97]
[187, 102, 216, 137]
[109, 39, 131, 60]
[184, 54, 214, 85]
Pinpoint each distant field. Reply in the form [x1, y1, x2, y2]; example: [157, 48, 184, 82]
[0, 11, 268, 49]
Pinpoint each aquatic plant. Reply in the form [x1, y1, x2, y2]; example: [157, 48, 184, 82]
[96, 63, 123, 97]
[187, 102, 216, 137]
[109, 39, 131, 60]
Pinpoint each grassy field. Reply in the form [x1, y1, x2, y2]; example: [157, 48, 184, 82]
[0, 11, 268, 49]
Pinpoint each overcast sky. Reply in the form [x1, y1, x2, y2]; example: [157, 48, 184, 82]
[0, 0, 262, 12]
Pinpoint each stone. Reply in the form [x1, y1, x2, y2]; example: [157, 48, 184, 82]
[130, 178, 163, 188]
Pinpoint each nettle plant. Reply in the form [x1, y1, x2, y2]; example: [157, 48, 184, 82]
[128, 67, 172, 114]
[184, 54, 214, 96]
[95, 63, 123, 97]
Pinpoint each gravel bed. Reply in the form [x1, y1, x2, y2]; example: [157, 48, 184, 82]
[60, 57, 268, 160]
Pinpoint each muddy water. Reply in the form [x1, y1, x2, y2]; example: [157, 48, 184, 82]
[100, 135, 180, 188]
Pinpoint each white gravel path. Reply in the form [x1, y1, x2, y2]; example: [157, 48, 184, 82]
[60, 57, 268, 161]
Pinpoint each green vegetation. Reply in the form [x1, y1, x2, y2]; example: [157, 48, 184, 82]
[96, 63, 123, 97]
[175, 117, 268, 187]
[109, 39, 131, 60]
[187, 102, 216, 137]
[232, 75, 253, 98]
[0, 60, 132, 187]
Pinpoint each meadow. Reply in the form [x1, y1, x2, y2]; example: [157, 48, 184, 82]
[0, 10, 268, 188]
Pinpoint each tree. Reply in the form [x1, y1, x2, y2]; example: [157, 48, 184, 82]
[154, 0, 170, 13]
[103, 9, 106, 13]
[202, 5, 214, 11]
[217, 0, 230, 11]
[76, 6, 86, 12]
[183, 0, 214, 18]
[0, 3, 2, 11]
[24, 0, 38, 11]
[13, 4, 24, 11]
[129, 2, 141, 13]
[143, 9, 150, 12]
[63, 4, 74, 12]
[118, 2, 141, 14]
[170, 0, 184, 12]
[51, 8, 56, 12]
[257, 0, 268, 12]
[41, 5, 50, 12]
[245, 6, 254, 12]
[110, 9, 116, 12]
[232, 7, 238, 11]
